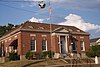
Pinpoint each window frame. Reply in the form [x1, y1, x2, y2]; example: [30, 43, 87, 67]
[80, 41, 85, 51]
[30, 39, 36, 52]
[42, 39, 47, 51]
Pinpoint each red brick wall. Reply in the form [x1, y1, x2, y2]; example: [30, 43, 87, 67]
[1, 32, 22, 55]
[21, 31, 52, 55]
[52, 35, 59, 53]
[1, 31, 90, 56]
[72, 34, 90, 53]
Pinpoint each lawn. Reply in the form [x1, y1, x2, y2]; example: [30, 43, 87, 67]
[1, 58, 100, 67]
[0, 59, 67, 67]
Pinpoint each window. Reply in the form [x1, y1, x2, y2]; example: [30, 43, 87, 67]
[42, 40, 47, 51]
[72, 41, 77, 50]
[30, 39, 36, 51]
[80, 41, 85, 51]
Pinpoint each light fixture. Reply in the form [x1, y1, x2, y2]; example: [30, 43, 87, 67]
[38, 1, 46, 9]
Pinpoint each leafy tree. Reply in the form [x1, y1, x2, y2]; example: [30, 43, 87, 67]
[0, 26, 7, 37]
[0, 23, 19, 37]
[86, 45, 100, 57]
[6, 23, 14, 31]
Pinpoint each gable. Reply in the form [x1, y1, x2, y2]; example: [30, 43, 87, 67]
[53, 27, 69, 33]
[58, 28, 69, 32]
[90, 38, 100, 43]
[96, 39, 100, 43]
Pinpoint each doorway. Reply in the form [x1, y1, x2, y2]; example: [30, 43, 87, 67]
[60, 36, 66, 54]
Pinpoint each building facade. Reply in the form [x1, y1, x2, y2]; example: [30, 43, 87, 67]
[0, 21, 90, 59]
[90, 37, 100, 46]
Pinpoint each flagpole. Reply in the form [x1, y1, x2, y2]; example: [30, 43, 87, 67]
[49, 1, 53, 59]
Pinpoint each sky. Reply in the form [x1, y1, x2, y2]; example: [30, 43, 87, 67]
[0, 0, 100, 38]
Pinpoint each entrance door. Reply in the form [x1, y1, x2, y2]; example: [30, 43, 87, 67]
[60, 36, 66, 54]
[72, 40, 77, 53]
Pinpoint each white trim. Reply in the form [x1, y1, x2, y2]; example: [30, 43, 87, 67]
[65, 36, 68, 53]
[57, 33, 69, 36]
[42, 35, 47, 37]
[0, 32, 21, 42]
[31, 40, 36, 52]
[81, 41, 85, 51]
[42, 40, 48, 51]
[9, 38, 11, 41]
[83, 42, 85, 51]
[52, 33, 56, 36]
[58, 34, 68, 53]
[35, 40, 36, 51]
[80, 36, 84, 39]
[96, 39, 100, 43]
[14, 35, 17, 38]
[52, 33, 69, 36]
[46, 40, 47, 51]
[30, 34, 36, 37]
[58, 36, 61, 53]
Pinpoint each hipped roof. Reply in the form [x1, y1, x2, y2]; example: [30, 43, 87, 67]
[0, 21, 89, 40]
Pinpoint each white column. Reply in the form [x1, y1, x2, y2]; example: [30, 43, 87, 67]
[58, 36, 61, 53]
[46, 40, 48, 51]
[65, 36, 68, 53]
[35, 40, 36, 51]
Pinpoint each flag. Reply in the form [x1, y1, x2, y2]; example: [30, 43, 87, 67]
[49, 2, 52, 17]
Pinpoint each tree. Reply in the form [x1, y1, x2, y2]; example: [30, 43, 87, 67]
[0, 23, 19, 37]
[86, 45, 100, 57]
[6, 23, 14, 31]
[0, 25, 7, 37]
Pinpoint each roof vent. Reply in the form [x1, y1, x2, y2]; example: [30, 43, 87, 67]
[77, 30, 80, 32]
[38, 27, 44, 30]
[28, 26, 34, 29]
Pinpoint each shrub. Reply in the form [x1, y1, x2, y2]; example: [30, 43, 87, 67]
[86, 48, 95, 57]
[86, 45, 100, 57]
[35, 53, 41, 59]
[47, 51, 54, 58]
[25, 51, 55, 59]
[41, 51, 48, 58]
[25, 51, 35, 60]
[41, 51, 54, 59]
[8, 52, 19, 61]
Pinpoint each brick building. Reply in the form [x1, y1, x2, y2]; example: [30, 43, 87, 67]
[0, 21, 90, 59]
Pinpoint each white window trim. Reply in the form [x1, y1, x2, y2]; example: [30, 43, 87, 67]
[42, 40, 48, 51]
[46, 40, 47, 51]
[35, 40, 36, 51]
[31, 40, 36, 52]
[81, 41, 85, 51]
